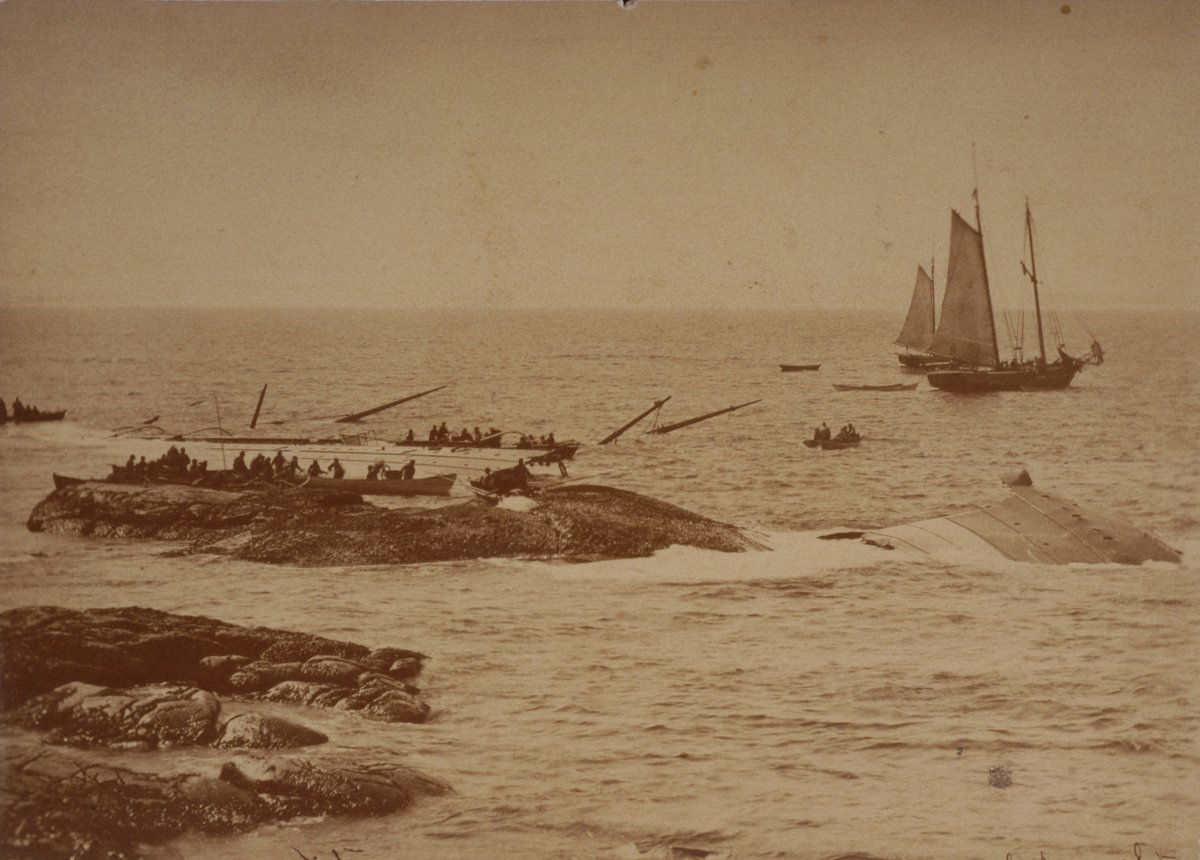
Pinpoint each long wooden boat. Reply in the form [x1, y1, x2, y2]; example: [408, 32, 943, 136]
[780, 364, 820, 372]
[832, 383, 918, 392]
[52, 473, 86, 490]
[302, 473, 456, 497]
[802, 437, 861, 450]
[2, 410, 66, 425]
[392, 439, 580, 459]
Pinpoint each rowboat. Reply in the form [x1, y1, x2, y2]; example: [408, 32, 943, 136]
[302, 474, 456, 497]
[392, 439, 580, 459]
[780, 364, 820, 372]
[832, 383, 918, 392]
[2, 409, 66, 425]
[52, 474, 86, 490]
[802, 437, 861, 450]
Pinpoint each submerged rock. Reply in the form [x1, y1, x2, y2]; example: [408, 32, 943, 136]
[27, 481, 764, 565]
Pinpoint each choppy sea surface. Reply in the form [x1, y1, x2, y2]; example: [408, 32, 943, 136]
[0, 306, 1197, 859]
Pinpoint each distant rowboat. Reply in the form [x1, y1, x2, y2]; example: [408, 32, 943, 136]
[832, 383, 918, 392]
[780, 364, 820, 372]
[802, 437, 861, 450]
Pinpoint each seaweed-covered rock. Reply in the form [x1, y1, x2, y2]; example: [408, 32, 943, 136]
[0, 607, 448, 859]
[13, 682, 220, 749]
[1, 747, 448, 859]
[28, 481, 765, 565]
[215, 712, 328, 750]
[0, 606, 428, 721]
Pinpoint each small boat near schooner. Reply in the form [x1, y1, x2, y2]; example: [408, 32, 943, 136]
[779, 364, 820, 372]
[924, 192, 1102, 393]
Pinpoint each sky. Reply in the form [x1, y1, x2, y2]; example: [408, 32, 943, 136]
[0, 0, 1196, 311]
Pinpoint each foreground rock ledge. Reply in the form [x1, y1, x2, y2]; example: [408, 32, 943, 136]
[27, 482, 765, 565]
[1, 606, 447, 859]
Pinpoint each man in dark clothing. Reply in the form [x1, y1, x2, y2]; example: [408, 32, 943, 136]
[232, 451, 248, 475]
[400, 459, 416, 480]
[329, 458, 345, 479]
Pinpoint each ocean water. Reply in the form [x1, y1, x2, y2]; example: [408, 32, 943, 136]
[0, 306, 1197, 859]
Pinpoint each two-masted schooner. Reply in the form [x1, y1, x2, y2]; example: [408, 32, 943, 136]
[920, 190, 1102, 393]
[894, 262, 953, 370]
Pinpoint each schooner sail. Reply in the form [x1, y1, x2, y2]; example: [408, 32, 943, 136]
[894, 264, 936, 359]
[927, 210, 1000, 368]
[926, 193, 1102, 393]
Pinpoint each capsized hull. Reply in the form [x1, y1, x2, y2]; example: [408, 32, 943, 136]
[861, 486, 1180, 565]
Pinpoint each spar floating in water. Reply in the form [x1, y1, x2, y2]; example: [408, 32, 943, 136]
[598, 396, 671, 445]
[645, 398, 763, 436]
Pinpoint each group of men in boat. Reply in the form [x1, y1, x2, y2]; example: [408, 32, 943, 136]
[110, 446, 209, 482]
[415, 424, 503, 445]
[229, 450, 417, 482]
[1, 398, 55, 423]
[811, 422, 859, 442]
[401, 423, 561, 448]
[472, 459, 533, 495]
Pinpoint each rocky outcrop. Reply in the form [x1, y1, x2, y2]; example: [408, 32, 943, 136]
[27, 481, 765, 565]
[0, 605, 429, 720]
[2, 747, 448, 859]
[11, 682, 328, 751]
[0, 606, 447, 859]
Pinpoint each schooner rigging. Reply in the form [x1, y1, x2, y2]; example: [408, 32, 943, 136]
[924, 190, 1102, 393]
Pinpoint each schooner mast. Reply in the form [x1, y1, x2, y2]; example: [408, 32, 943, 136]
[1023, 198, 1047, 364]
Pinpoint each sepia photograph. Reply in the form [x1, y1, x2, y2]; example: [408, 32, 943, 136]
[0, 0, 1196, 857]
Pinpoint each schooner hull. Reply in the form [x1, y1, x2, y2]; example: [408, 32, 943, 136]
[927, 363, 1079, 393]
[896, 353, 954, 370]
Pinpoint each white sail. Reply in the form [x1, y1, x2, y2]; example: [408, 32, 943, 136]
[928, 210, 999, 368]
[894, 265, 936, 351]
